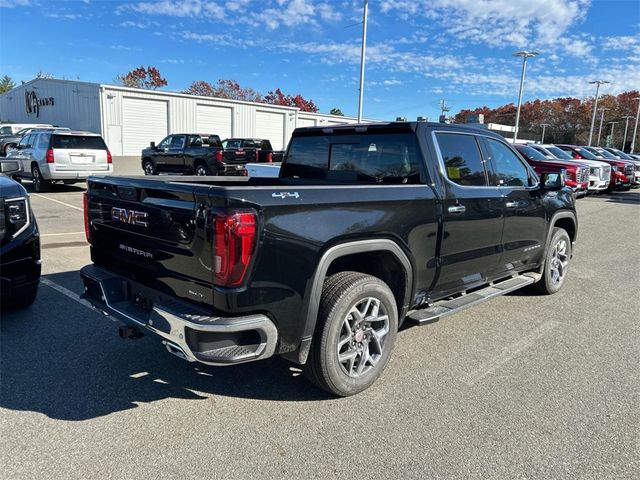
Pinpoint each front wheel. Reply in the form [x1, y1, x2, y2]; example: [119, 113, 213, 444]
[304, 271, 398, 397]
[535, 227, 571, 295]
[142, 160, 157, 175]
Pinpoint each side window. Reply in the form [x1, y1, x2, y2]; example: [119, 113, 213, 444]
[436, 133, 487, 186]
[157, 136, 171, 149]
[170, 135, 186, 149]
[188, 135, 203, 147]
[485, 138, 530, 187]
[37, 134, 50, 149]
[19, 134, 33, 148]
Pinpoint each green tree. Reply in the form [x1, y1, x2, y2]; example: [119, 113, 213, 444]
[330, 108, 344, 116]
[0, 75, 16, 94]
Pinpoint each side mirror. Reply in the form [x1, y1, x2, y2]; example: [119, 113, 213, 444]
[0, 160, 23, 175]
[540, 171, 565, 191]
[150, 141, 156, 149]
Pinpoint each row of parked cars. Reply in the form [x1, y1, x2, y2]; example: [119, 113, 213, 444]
[514, 143, 640, 195]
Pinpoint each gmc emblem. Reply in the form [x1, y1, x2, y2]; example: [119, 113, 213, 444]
[111, 207, 149, 227]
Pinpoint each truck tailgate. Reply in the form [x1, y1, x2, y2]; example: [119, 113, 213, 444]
[87, 177, 214, 306]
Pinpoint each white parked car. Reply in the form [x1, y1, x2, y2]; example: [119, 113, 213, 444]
[8, 130, 113, 192]
[530, 144, 610, 192]
[0, 123, 53, 136]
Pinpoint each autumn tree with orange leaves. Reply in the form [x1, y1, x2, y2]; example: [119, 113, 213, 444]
[116, 66, 167, 90]
[454, 91, 639, 148]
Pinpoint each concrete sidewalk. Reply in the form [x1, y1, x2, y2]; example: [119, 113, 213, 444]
[112, 156, 141, 176]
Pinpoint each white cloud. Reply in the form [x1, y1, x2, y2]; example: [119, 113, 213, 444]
[380, 0, 592, 49]
[118, 0, 225, 18]
[317, 2, 342, 22]
[46, 12, 84, 20]
[0, 0, 31, 7]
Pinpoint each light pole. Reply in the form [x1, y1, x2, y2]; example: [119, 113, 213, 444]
[587, 80, 610, 146]
[621, 115, 633, 150]
[607, 121, 618, 147]
[631, 97, 640, 153]
[540, 123, 549, 143]
[357, 0, 369, 123]
[513, 50, 538, 142]
[596, 108, 609, 146]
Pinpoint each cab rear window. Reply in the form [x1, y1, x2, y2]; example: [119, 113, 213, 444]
[282, 133, 423, 184]
[51, 135, 107, 150]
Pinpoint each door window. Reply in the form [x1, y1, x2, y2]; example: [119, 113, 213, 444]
[18, 134, 33, 148]
[485, 139, 530, 187]
[435, 133, 487, 186]
[157, 136, 171, 149]
[169, 135, 186, 149]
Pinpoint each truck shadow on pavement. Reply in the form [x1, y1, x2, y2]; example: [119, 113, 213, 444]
[601, 190, 639, 205]
[0, 272, 329, 421]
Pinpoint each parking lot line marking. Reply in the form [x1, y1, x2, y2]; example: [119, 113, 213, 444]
[40, 277, 94, 310]
[41, 231, 86, 237]
[31, 193, 83, 212]
[461, 320, 560, 386]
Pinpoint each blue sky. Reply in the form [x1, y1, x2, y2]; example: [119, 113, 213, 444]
[1, 0, 639, 120]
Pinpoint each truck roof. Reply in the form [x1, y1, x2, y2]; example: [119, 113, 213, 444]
[292, 121, 507, 140]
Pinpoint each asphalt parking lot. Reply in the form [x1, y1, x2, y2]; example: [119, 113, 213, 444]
[1, 182, 639, 479]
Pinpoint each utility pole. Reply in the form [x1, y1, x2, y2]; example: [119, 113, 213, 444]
[540, 123, 549, 143]
[513, 51, 538, 142]
[621, 115, 634, 150]
[596, 108, 609, 146]
[587, 80, 610, 146]
[357, 0, 369, 123]
[631, 97, 640, 153]
[607, 121, 618, 147]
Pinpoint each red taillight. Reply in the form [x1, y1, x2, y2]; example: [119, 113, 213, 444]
[83, 192, 91, 244]
[216, 150, 223, 163]
[267, 152, 273, 163]
[213, 210, 257, 288]
[107, 150, 112, 164]
[46, 148, 54, 163]
[255, 150, 259, 162]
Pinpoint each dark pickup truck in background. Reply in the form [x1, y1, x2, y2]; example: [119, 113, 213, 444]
[141, 133, 246, 176]
[82, 122, 577, 396]
[222, 138, 285, 164]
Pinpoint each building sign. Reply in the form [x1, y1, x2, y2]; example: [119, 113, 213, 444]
[25, 90, 54, 117]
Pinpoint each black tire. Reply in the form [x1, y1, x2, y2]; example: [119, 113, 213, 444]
[3, 283, 38, 309]
[535, 227, 571, 295]
[194, 162, 209, 176]
[304, 271, 398, 397]
[31, 165, 50, 193]
[142, 160, 157, 175]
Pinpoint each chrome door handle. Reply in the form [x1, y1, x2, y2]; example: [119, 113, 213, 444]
[448, 205, 466, 214]
[505, 201, 519, 208]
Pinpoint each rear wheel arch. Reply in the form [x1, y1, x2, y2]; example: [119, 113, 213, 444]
[294, 239, 413, 365]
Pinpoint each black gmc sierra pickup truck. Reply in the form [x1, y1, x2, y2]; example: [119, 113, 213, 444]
[222, 138, 285, 164]
[81, 122, 577, 396]
[141, 133, 246, 176]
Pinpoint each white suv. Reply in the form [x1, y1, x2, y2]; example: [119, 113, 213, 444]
[9, 130, 113, 192]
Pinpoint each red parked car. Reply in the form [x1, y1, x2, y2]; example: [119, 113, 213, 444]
[514, 144, 589, 196]
[556, 144, 633, 191]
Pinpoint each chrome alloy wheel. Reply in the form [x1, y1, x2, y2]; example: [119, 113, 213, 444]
[549, 238, 569, 285]
[337, 297, 390, 378]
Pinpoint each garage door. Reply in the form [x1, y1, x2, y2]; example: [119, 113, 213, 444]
[297, 117, 316, 128]
[197, 105, 232, 139]
[122, 98, 168, 155]
[256, 111, 285, 150]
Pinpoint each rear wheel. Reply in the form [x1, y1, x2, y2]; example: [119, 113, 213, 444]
[143, 160, 157, 175]
[31, 165, 50, 193]
[304, 271, 398, 396]
[194, 163, 209, 176]
[535, 227, 571, 295]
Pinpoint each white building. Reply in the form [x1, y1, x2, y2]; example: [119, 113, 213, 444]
[0, 78, 362, 156]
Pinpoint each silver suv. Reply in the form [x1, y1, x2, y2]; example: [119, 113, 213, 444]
[9, 130, 113, 192]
